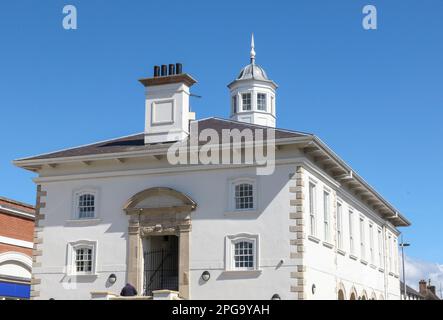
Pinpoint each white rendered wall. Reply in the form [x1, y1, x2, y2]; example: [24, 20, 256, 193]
[35, 163, 296, 300]
[302, 166, 401, 300]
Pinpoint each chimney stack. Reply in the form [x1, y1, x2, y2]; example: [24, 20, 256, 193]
[139, 63, 197, 144]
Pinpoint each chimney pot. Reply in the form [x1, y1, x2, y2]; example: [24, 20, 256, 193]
[161, 65, 167, 76]
[176, 63, 183, 75]
[153, 66, 160, 77]
[168, 64, 176, 76]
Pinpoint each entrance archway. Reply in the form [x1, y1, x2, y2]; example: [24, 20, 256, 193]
[349, 286, 358, 300]
[123, 187, 197, 299]
[337, 282, 346, 300]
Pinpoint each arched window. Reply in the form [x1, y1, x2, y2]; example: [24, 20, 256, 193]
[235, 183, 254, 210]
[67, 240, 97, 276]
[338, 289, 345, 300]
[73, 189, 98, 219]
[233, 240, 255, 270]
[225, 234, 259, 272]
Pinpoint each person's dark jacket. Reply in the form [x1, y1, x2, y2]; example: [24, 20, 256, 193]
[120, 283, 138, 296]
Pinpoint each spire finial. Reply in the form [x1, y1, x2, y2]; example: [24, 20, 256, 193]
[250, 33, 256, 64]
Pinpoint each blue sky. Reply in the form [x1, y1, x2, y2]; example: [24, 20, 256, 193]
[0, 1, 442, 271]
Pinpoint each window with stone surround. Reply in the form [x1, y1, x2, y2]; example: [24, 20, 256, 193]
[225, 234, 259, 272]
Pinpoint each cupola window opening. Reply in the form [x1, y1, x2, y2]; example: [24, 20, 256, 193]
[242, 93, 252, 111]
[257, 93, 267, 111]
[232, 95, 238, 114]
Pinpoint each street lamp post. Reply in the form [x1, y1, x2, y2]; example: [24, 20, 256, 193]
[399, 236, 410, 300]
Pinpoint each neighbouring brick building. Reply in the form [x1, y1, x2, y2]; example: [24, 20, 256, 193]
[0, 197, 35, 299]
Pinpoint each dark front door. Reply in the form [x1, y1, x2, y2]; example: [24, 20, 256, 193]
[143, 238, 179, 296]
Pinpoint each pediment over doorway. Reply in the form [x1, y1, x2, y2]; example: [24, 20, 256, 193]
[123, 187, 197, 215]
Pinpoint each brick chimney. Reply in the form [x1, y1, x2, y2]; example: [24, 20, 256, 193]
[419, 280, 427, 295]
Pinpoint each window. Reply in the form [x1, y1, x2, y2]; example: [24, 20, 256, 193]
[75, 247, 92, 273]
[232, 95, 237, 114]
[73, 189, 99, 220]
[234, 241, 254, 269]
[369, 223, 374, 264]
[235, 183, 254, 210]
[349, 211, 354, 254]
[388, 234, 392, 272]
[225, 234, 259, 271]
[78, 194, 95, 219]
[360, 217, 365, 260]
[378, 229, 383, 268]
[393, 238, 398, 274]
[271, 96, 275, 114]
[323, 191, 330, 242]
[67, 240, 97, 276]
[242, 93, 251, 111]
[257, 93, 267, 111]
[309, 182, 317, 236]
[336, 202, 343, 250]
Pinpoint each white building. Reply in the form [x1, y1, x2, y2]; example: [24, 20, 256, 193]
[14, 36, 410, 300]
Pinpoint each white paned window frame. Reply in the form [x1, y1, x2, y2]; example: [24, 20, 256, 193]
[360, 216, 366, 261]
[66, 240, 97, 276]
[378, 228, 383, 269]
[257, 92, 267, 111]
[308, 181, 317, 237]
[229, 178, 257, 212]
[388, 233, 392, 273]
[72, 188, 99, 220]
[232, 95, 238, 114]
[241, 92, 252, 111]
[323, 189, 330, 242]
[225, 233, 260, 272]
[336, 201, 343, 250]
[369, 222, 374, 264]
[349, 210, 354, 255]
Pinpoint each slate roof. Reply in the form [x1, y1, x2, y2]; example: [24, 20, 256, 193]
[17, 118, 311, 161]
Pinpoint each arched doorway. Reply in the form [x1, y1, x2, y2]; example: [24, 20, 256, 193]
[337, 282, 346, 300]
[123, 187, 197, 299]
[361, 290, 368, 300]
[349, 286, 357, 300]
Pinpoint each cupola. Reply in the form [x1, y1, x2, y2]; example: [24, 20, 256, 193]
[228, 34, 278, 127]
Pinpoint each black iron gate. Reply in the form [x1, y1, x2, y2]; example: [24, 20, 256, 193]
[143, 248, 178, 296]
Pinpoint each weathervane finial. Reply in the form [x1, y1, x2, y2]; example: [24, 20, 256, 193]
[250, 33, 256, 64]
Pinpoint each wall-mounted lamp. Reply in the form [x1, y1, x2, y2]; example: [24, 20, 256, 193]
[271, 294, 281, 300]
[108, 273, 117, 285]
[201, 271, 210, 282]
[312, 284, 316, 295]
